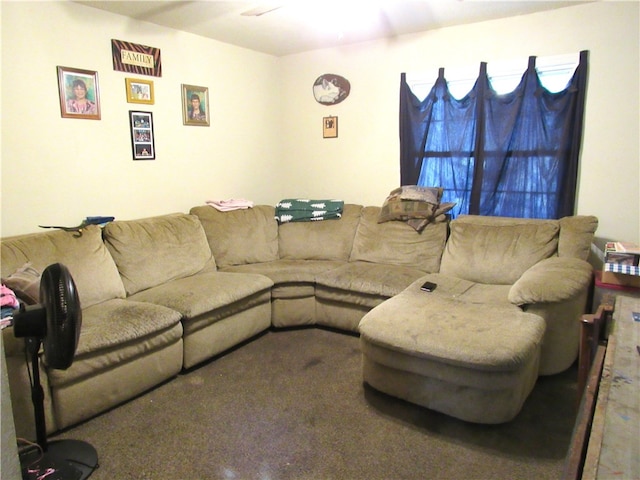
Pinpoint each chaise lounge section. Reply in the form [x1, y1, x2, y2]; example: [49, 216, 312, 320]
[359, 214, 596, 423]
[1, 204, 597, 437]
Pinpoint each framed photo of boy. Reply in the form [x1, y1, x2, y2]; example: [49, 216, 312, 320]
[57, 66, 101, 120]
[129, 111, 155, 160]
[125, 78, 154, 105]
[181, 84, 210, 126]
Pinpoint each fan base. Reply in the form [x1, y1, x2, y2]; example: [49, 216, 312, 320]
[20, 439, 98, 480]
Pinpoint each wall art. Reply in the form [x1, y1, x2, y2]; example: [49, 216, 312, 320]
[112, 39, 162, 77]
[125, 78, 154, 104]
[323, 116, 338, 138]
[129, 111, 155, 160]
[57, 66, 101, 120]
[313, 74, 350, 105]
[181, 84, 210, 126]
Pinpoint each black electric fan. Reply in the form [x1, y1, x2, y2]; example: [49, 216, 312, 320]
[12, 263, 98, 480]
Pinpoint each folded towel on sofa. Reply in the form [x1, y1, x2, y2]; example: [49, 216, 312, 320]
[275, 199, 344, 223]
[206, 199, 254, 211]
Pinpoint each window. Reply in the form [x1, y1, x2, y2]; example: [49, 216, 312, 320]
[399, 51, 588, 219]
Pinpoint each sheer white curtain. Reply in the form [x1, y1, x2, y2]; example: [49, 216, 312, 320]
[406, 52, 580, 100]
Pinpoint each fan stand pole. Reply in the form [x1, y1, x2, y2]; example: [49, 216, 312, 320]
[26, 337, 48, 450]
[20, 337, 99, 480]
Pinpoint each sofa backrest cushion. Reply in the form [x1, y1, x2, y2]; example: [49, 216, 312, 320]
[278, 204, 363, 261]
[190, 205, 278, 268]
[349, 206, 448, 272]
[440, 215, 560, 285]
[558, 215, 598, 260]
[103, 213, 214, 295]
[0, 226, 125, 308]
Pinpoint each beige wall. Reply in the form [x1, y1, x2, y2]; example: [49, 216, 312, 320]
[1, 1, 282, 236]
[280, 1, 640, 247]
[1, 1, 638, 246]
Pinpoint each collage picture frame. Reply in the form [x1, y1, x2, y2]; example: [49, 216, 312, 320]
[129, 110, 155, 160]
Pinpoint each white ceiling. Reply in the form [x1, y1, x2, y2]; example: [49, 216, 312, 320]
[77, 1, 590, 57]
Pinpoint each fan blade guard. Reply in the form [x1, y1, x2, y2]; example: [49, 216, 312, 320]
[40, 263, 82, 370]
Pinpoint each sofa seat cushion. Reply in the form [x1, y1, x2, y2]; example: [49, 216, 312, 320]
[349, 206, 448, 272]
[278, 204, 363, 261]
[421, 274, 513, 306]
[190, 205, 279, 268]
[1, 226, 126, 308]
[456, 282, 513, 306]
[222, 260, 344, 299]
[127, 271, 273, 319]
[359, 279, 545, 424]
[221, 260, 344, 284]
[315, 262, 427, 307]
[47, 299, 183, 387]
[359, 279, 545, 372]
[103, 213, 215, 296]
[440, 215, 560, 285]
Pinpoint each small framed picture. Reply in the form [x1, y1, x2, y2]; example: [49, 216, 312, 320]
[57, 66, 101, 120]
[323, 116, 338, 138]
[181, 84, 210, 126]
[129, 111, 155, 160]
[125, 78, 154, 104]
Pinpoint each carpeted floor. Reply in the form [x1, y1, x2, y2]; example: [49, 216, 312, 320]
[53, 327, 578, 480]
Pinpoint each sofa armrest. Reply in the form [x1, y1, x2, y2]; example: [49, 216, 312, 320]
[508, 257, 593, 306]
[2, 327, 24, 357]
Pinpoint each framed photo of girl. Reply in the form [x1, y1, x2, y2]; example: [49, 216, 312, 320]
[57, 66, 101, 120]
[181, 84, 210, 126]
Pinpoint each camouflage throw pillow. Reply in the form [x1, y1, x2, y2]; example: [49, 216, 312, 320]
[378, 186, 455, 233]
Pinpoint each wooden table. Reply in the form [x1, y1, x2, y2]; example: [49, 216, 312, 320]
[582, 295, 640, 479]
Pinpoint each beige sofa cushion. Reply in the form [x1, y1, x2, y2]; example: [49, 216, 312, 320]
[558, 215, 598, 260]
[190, 205, 278, 268]
[47, 298, 183, 387]
[359, 281, 545, 372]
[278, 204, 362, 261]
[2, 263, 42, 304]
[316, 262, 427, 302]
[1, 226, 125, 308]
[440, 215, 559, 285]
[349, 206, 447, 272]
[508, 257, 593, 305]
[103, 213, 213, 295]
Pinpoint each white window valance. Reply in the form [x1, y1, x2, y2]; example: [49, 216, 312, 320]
[406, 52, 580, 100]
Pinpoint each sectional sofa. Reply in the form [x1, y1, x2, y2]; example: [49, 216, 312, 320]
[1, 204, 597, 437]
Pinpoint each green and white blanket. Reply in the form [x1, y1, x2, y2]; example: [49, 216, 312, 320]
[275, 199, 344, 223]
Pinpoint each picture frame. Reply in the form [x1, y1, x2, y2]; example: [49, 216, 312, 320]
[125, 78, 154, 104]
[181, 84, 210, 126]
[129, 111, 155, 160]
[57, 66, 101, 120]
[323, 116, 338, 138]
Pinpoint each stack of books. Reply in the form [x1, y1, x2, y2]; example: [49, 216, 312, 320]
[603, 241, 640, 287]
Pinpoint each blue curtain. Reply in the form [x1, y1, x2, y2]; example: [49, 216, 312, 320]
[400, 51, 588, 219]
